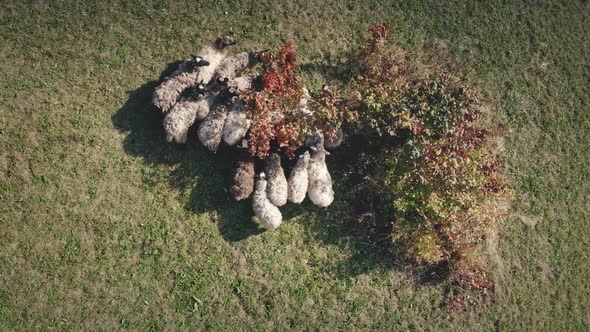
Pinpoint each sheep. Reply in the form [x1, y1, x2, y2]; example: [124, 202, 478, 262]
[307, 143, 334, 208]
[324, 127, 344, 150]
[213, 51, 261, 81]
[194, 36, 237, 85]
[223, 100, 251, 146]
[197, 104, 228, 153]
[227, 75, 256, 93]
[152, 57, 209, 113]
[304, 129, 343, 150]
[287, 151, 310, 204]
[252, 172, 282, 230]
[163, 84, 207, 144]
[195, 91, 215, 121]
[152, 36, 235, 112]
[228, 153, 255, 201]
[304, 130, 323, 148]
[264, 153, 288, 207]
[298, 88, 313, 117]
[196, 87, 238, 152]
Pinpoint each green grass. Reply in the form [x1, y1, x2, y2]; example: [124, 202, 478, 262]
[1, 0, 589, 330]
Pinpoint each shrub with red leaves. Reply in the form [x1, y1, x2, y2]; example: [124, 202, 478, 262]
[242, 43, 308, 159]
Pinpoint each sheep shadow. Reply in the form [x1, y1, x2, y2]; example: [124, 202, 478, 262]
[111, 61, 263, 242]
[111, 62, 442, 283]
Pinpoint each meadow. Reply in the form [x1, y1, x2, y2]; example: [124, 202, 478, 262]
[0, 0, 589, 330]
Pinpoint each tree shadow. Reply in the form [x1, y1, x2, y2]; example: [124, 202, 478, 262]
[111, 61, 443, 284]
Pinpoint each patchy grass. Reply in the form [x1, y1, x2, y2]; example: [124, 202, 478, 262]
[0, 0, 588, 330]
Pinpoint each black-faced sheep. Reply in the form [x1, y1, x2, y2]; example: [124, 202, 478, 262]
[153, 37, 235, 113]
[307, 143, 334, 208]
[163, 84, 207, 144]
[287, 151, 310, 204]
[264, 153, 288, 207]
[252, 172, 282, 230]
[152, 57, 209, 113]
[197, 87, 238, 152]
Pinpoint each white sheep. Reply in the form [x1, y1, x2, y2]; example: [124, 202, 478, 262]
[307, 143, 334, 208]
[252, 172, 282, 230]
[222, 100, 251, 146]
[162, 84, 207, 144]
[227, 75, 256, 93]
[195, 36, 236, 85]
[213, 51, 261, 81]
[288, 151, 310, 204]
[197, 104, 228, 153]
[298, 88, 313, 116]
[264, 153, 288, 207]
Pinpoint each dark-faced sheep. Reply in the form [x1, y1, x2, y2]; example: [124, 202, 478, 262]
[288, 151, 310, 204]
[264, 153, 288, 207]
[153, 37, 235, 113]
[252, 172, 282, 230]
[163, 84, 207, 144]
[197, 87, 238, 152]
[152, 57, 209, 113]
[307, 143, 334, 208]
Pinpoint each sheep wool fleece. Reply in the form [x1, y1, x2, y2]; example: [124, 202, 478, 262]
[265, 154, 288, 207]
[252, 173, 282, 230]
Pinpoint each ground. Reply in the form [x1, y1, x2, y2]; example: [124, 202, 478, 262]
[1, 0, 589, 330]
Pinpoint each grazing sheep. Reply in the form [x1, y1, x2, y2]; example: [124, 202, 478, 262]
[324, 127, 344, 150]
[223, 100, 251, 146]
[307, 143, 334, 208]
[304, 130, 323, 148]
[252, 172, 282, 230]
[153, 36, 235, 113]
[304, 128, 343, 150]
[213, 51, 261, 81]
[228, 153, 255, 201]
[197, 104, 228, 153]
[163, 84, 207, 144]
[169, 54, 211, 78]
[298, 88, 313, 116]
[194, 36, 237, 85]
[227, 75, 255, 93]
[196, 87, 238, 152]
[288, 151, 310, 204]
[264, 153, 288, 207]
[152, 57, 209, 113]
[195, 91, 215, 121]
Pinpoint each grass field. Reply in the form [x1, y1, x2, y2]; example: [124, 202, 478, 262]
[1, 0, 589, 330]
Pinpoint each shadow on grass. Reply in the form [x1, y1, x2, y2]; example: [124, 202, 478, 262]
[111, 61, 263, 242]
[111, 61, 437, 281]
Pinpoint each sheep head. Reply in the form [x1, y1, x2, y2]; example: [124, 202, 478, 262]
[214, 36, 237, 50]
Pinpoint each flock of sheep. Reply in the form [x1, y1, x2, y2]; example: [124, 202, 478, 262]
[152, 37, 335, 230]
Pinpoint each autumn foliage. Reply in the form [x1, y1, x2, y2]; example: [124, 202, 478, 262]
[242, 43, 308, 159]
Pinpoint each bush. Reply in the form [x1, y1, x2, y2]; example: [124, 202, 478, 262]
[243, 43, 308, 159]
[339, 25, 512, 311]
